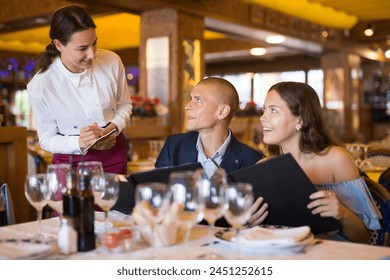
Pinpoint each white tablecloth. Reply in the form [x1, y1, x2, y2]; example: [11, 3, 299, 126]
[1, 212, 389, 260]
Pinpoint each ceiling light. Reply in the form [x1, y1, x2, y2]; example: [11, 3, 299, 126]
[250, 47, 267, 56]
[364, 25, 374, 37]
[265, 35, 286, 44]
[385, 49, 390, 59]
[34, 17, 48, 24]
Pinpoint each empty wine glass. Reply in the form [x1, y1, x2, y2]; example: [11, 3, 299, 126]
[168, 171, 205, 259]
[91, 173, 120, 232]
[223, 182, 253, 258]
[195, 168, 226, 259]
[77, 161, 104, 181]
[135, 182, 169, 259]
[359, 144, 374, 172]
[346, 143, 365, 167]
[24, 174, 51, 243]
[47, 163, 71, 221]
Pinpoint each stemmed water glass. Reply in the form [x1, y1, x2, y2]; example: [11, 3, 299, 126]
[359, 144, 373, 172]
[135, 182, 169, 259]
[223, 182, 254, 258]
[195, 169, 226, 259]
[91, 173, 120, 232]
[168, 171, 205, 259]
[77, 161, 104, 180]
[24, 174, 51, 243]
[46, 163, 71, 221]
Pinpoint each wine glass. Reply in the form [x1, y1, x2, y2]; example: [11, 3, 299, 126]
[195, 168, 226, 259]
[135, 182, 169, 259]
[91, 173, 120, 232]
[168, 171, 205, 259]
[24, 174, 51, 243]
[223, 182, 254, 258]
[77, 161, 104, 181]
[359, 144, 374, 172]
[347, 143, 365, 167]
[46, 163, 71, 221]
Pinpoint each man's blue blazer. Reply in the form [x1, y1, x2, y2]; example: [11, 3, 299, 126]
[155, 131, 263, 173]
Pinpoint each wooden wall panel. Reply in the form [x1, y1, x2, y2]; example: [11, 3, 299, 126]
[0, 126, 28, 223]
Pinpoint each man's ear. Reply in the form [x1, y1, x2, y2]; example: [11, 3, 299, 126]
[218, 104, 230, 120]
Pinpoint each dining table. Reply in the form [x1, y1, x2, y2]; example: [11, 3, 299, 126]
[0, 211, 389, 260]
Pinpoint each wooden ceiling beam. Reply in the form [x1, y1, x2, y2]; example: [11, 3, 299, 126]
[72, 0, 382, 61]
[0, 0, 119, 34]
[0, 0, 69, 23]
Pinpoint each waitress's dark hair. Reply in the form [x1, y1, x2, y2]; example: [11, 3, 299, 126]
[34, 5, 96, 73]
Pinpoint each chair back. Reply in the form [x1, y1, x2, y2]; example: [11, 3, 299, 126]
[364, 177, 390, 246]
[379, 167, 390, 192]
[0, 183, 15, 226]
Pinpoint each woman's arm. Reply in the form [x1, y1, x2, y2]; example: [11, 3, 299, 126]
[308, 147, 370, 243]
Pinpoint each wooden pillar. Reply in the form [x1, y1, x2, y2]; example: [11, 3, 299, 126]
[139, 9, 204, 134]
[0, 126, 28, 223]
[321, 52, 362, 142]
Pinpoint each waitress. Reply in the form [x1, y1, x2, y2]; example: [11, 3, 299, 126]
[27, 5, 132, 175]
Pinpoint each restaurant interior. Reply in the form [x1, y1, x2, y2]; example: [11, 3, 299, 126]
[0, 0, 389, 260]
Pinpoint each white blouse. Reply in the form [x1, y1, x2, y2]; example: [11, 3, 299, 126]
[27, 49, 132, 154]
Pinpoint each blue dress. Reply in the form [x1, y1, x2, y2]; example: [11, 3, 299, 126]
[314, 177, 382, 241]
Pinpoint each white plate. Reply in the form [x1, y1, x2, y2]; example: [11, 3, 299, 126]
[215, 226, 314, 250]
[0, 241, 54, 260]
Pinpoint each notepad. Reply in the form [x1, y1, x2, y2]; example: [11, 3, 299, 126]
[83, 128, 117, 155]
[229, 153, 341, 235]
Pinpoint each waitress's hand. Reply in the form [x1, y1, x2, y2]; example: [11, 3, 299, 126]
[93, 134, 116, 150]
[79, 123, 102, 149]
[93, 123, 118, 150]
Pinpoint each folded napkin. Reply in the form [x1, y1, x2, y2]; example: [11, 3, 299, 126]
[230, 226, 311, 246]
[0, 242, 53, 259]
[133, 205, 179, 247]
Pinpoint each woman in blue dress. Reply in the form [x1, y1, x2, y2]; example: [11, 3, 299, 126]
[257, 81, 381, 243]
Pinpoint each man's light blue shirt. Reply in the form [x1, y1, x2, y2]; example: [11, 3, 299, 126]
[196, 130, 231, 179]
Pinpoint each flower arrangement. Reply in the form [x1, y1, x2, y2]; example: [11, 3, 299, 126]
[131, 96, 159, 117]
[235, 101, 262, 117]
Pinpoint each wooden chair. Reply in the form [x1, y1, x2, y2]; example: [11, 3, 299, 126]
[0, 183, 15, 226]
[364, 177, 390, 247]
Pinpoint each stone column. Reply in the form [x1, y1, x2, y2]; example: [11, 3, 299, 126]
[321, 51, 362, 142]
[139, 8, 204, 133]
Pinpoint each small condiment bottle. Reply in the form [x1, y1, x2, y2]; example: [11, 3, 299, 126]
[57, 217, 78, 255]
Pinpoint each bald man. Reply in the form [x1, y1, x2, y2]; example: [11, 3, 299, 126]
[155, 77, 267, 227]
[155, 77, 263, 178]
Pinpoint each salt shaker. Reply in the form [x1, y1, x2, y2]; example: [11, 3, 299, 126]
[57, 217, 78, 255]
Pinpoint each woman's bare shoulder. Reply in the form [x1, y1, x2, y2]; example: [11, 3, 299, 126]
[323, 146, 360, 180]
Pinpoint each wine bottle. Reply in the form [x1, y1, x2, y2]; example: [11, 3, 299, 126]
[63, 155, 76, 218]
[75, 164, 96, 252]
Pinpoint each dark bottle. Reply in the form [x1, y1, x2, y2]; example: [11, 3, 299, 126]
[75, 168, 96, 251]
[63, 169, 77, 219]
[63, 156, 76, 219]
